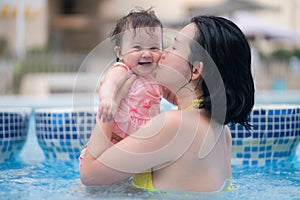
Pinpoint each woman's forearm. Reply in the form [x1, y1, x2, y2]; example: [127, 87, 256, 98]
[80, 123, 113, 185]
[86, 123, 112, 159]
[80, 123, 134, 186]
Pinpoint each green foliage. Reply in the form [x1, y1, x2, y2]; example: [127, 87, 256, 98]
[12, 50, 83, 93]
[270, 49, 300, 61]
[294, 49, 300, 58]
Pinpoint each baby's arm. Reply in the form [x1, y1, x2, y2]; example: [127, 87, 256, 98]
[98, 64, 128, 122]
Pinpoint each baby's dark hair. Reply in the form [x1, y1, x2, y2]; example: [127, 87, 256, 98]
[189, 16, 255, 129]
[110, 8, 163, 47]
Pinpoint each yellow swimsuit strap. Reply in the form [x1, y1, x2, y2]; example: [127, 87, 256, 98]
[185, 99, 204, 110]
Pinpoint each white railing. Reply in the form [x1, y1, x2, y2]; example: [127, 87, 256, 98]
[0, 51, 86, 94]
[0, 58, 15, 94]
[254, 59, 300, 91]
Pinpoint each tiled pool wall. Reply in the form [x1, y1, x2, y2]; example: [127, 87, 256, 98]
[1, 105, 300, 165]
[35, 108, 95, 160]
[0, 108, 31, 162]
[230, 105, 300, 165]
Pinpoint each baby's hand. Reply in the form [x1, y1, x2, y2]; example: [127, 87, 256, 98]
[97, 98, 117, 123]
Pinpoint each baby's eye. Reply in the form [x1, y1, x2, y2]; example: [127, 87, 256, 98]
[133, 46, 142, 50]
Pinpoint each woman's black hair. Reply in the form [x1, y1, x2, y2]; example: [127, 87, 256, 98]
[189, 16, 255, 129]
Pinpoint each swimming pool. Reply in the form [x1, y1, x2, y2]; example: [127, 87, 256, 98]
[1, 131, 299, 199]
[0, 94, 300, 199]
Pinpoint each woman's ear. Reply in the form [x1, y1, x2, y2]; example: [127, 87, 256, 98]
[114, 46, 122, 61]
[191, 61, 203, 80]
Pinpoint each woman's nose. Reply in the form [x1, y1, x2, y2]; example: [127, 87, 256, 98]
[161, 50, 168, 59]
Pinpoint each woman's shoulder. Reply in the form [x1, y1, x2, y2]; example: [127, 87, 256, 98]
[161, 109, 209, 123]
[144, 110, 182, 136]
[145, 109, 211, 139]
[162, 110, 182, 122]
[158, 109, 206, 132]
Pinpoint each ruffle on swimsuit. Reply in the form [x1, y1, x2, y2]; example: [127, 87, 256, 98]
[111, 62, 163, 138]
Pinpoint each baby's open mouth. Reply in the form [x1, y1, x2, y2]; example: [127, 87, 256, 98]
[138, 62, 152, 65]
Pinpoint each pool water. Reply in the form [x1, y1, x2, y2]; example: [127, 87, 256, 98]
[1, 103, 300, 199]
[0, 125, 299, 200]
[1, 158, 300, 199]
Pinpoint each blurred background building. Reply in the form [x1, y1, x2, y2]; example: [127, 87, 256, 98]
[0, 0, 300, 96]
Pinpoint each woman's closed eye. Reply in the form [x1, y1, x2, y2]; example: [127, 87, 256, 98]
[166, 46, 176, 52]
[150, 46, 161, 51]
[166, 46, 182, 57]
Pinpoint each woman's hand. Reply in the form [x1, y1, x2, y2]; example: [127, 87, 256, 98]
[162, 86, 177, 106]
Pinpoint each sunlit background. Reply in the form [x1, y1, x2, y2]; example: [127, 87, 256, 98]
[0, 0, 300, 104]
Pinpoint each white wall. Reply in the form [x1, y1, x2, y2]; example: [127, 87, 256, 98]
[99, 0, 191, 23]
[252, 0, 300, 34]
[0, 0, 48, 56]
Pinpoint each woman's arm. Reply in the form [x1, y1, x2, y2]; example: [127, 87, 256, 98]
[80, 123, 131, 186]
[80, 110, 183, 186]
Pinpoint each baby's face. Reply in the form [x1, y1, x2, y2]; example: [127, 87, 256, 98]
[118, 27, 162, 76]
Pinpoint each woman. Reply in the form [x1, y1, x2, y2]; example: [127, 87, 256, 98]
[80, 16, 255, 192]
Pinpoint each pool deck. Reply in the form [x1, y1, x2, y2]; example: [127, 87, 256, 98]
[0, 90, 299, 108]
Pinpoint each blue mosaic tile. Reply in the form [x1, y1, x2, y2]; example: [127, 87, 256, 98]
[252, 117, 259, 123]
[34, 105, 300, 164]
[244, 153, 251, 158]
[266, 152, 272, 157]
[252, 147, 258, 152]
[35, 108, 96, 160]
[0, 108, 31, 162]
[244, 147, 250, 152]
[242, 160, 249, 165]
[231, 105, 300, 166]
[259, 153, 265, 158]
[251, 160, 258, 165]
[237, 153, 243, 158]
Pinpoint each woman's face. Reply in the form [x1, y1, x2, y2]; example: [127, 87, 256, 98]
[155, 23, 197, 93]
